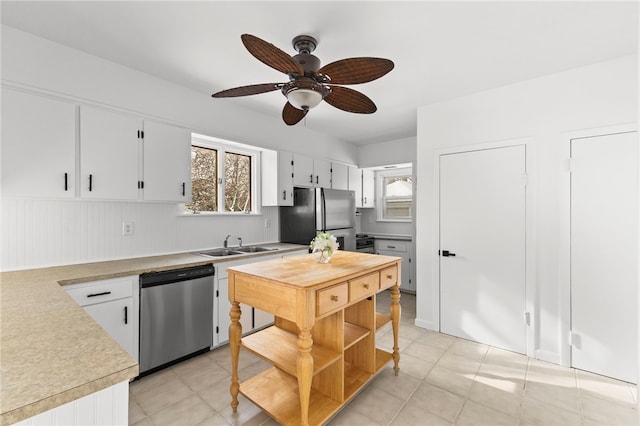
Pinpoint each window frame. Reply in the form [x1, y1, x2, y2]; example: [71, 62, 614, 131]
[186, 135, 261, 215]
[376, 167, 413, 222]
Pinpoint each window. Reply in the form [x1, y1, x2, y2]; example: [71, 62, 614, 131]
[186, 134, 259, 213]
[377, 167, 413, 221]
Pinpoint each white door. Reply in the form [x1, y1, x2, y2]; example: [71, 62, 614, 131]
[570, 132, 638, 383]
[440, 145, 527, 354]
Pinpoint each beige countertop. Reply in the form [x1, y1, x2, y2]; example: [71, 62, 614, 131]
[0, 243, 306, 425]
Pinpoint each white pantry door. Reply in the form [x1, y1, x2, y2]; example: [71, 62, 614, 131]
[440, 145, 527, 354]
[571, 131, 638, 383]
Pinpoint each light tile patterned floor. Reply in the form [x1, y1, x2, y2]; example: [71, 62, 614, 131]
[130, 291, 639, 426]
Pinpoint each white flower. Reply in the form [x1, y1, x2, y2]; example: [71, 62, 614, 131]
[310, 232, 340, 256]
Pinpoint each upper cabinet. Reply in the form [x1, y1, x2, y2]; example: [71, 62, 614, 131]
[293, 154, 331, 188]
[362, 169, 375, 207]
[142, 120, 191, 203]
[262, 150, 294, 206]
[331, 163, 349, 190]
[80, 106, 140, 200]
[2, 88, 77, 198]
[348, 167, 375, 208]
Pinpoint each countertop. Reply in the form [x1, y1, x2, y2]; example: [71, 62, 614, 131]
[0, 243, 305, 425]
[362, 233, 412, 241]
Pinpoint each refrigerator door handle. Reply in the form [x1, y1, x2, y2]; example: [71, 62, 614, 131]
[320, 188, 327, 230]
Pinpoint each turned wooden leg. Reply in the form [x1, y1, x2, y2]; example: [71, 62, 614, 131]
[390, 284, 401, 375]
[229, 301, 242, 412]
[296, 327, 313, 426]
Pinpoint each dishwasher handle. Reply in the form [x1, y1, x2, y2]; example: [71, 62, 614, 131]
[140, 264, 215, 288]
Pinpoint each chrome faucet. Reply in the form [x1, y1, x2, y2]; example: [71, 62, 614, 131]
[237, 237, 243, 248]
[223, 234, 231, 248]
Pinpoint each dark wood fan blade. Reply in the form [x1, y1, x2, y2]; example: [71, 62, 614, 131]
[318, 58, 394, 85]
[241, 34, 304, 76]
[282, 102, 308, 125]
[212, 83, 282, 98]
[324, 86, 377, 114]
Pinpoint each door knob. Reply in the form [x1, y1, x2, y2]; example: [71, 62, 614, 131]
[440, 250, 456, 257]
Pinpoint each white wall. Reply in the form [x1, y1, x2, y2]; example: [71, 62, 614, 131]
[357, 136, 416, 168]
[0, 26, 357, 270]
[416, 55, 638, 364]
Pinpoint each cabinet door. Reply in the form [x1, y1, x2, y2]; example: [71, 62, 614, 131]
[215, 277, 252, 347]
[83, 298, 135, 359]
[362, 169, 375, 207]
[331, 163, 349, 190]
[80, 106, 140, 200]
[348, 167, 363, 207]
[277, 151, 294, 206]
[2, 88, 77, 198]
[142, 120, 191, 202]
[293, 154, 315, 187]
[314, 158, 332, 188]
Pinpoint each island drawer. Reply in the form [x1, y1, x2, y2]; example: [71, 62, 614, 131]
[349, 272, 379, 301]
[379, 266, 398, 290]
[316, 283, 348, 316]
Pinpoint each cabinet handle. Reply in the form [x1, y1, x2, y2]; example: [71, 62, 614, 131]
[316, 175, 319, 185]
[386, 274, 393, 279]
[64, 173, 68, 191]
[309, 174, 313, 183]
[87, 291, 111, 298]
[363, 284, 370, 289]
[124, 306, 128, 324]
[182, 182, 186, 196]
[363, 197, 367, 204]
[330, 295, 339, 302]
[282, 190, 286, 200]
[387, 245, 396, 249]
[89, 174, 93, 192]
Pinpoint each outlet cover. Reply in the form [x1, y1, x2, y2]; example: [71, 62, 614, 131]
[122, 222, 134, 236]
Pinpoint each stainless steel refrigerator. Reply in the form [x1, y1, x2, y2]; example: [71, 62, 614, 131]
[280, 187, 356, 251]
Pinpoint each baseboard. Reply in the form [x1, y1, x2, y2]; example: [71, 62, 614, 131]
[414, 317, 436, 331]
[534, 349, 562, 366]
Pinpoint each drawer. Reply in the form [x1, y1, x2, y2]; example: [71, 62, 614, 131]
[65, 276, 135, 307]
[316, 283, 348, 316]
[380, 266, 398, 290]
[377, 241, 408, 252]
[349, 272, 379, 301]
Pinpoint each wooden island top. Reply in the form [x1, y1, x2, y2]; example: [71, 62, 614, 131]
[227, 250, 402, 426]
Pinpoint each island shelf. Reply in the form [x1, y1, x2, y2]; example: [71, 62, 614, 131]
[227, 251, 401, 426]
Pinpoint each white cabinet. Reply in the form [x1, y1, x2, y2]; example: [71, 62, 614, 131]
[348, 167, 375, 208]
[331, 162, 349, 190]
[362, 168, 376, 208]
[1, 88, 77, 198]
[142, 120, 191, 202]
[293, 154, 331, 188]
[261, 150, 294, 206]
[376, 239, 414, 292]
[348, 166, 364, 207]
[65, 275, 139, 360]
[80, 106, 140, 200]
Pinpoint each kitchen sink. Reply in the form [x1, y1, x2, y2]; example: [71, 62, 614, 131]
[234, 246, 278, 253]
[197, 248, 245, 257]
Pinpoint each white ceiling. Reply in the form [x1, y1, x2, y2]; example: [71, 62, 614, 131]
[1, 1, 637, 145]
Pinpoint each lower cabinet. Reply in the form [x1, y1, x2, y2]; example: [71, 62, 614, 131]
[13, 381, 129, 426]
[376, 239, 414, 292]
[64, 275, 139, 361]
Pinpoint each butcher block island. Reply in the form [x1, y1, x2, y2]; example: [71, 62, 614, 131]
[227, 250, 402, 426]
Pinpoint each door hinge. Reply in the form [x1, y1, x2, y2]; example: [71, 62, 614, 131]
[524, 311, 531, 326]
[568, 331, 581, 348]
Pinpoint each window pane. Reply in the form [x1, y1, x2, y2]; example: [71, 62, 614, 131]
[224, 151, 252, 212]
[186, 146, 217, 212]
[383, 175, 412, 219]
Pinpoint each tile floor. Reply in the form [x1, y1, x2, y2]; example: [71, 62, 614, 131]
[129, 291, 639, 425]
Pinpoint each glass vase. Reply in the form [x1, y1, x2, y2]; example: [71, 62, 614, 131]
[312, 248, 333, 263]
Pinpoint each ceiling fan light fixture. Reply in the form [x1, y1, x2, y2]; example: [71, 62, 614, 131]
[286, 87, 324, 110]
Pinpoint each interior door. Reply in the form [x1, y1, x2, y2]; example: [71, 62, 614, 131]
[570, 131, 638, 383]
[439, 145, 527, 354]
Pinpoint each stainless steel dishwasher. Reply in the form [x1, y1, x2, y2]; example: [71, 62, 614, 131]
[139, 264, 214, 375]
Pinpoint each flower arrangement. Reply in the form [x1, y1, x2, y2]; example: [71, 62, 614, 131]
[309, 232, 339, 263]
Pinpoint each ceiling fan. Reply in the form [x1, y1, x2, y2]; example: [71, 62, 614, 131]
[212, 34, 394, 125]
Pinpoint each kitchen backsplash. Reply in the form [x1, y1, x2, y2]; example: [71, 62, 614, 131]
[1, 198, 279, 271]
